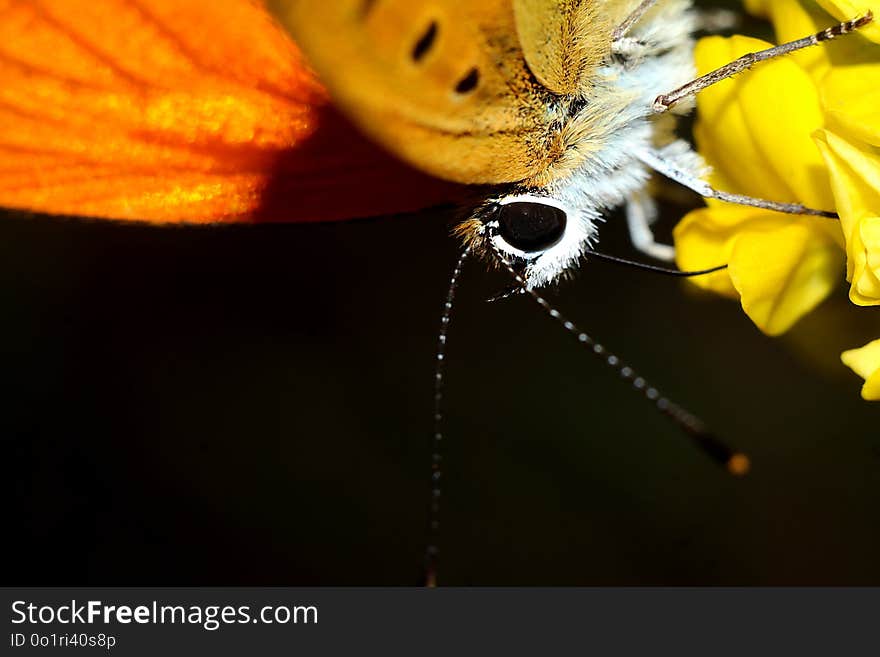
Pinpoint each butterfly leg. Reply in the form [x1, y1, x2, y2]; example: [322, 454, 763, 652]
[486, 285, 525, 303]
[636, 148, 836, 217]
[626, 190, 675, 262]
[653, 12, 873, 113]
[612, 0, 659, 41]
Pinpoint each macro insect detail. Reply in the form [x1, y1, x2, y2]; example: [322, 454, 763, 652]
[0, 0, 877, 585]
[267, 0, 875, 583]
[268, 0, 871, 441]
[271, 1, 864, 288]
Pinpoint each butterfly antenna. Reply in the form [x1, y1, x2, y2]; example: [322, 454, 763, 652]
[487, 242, 750, 477]
[584, 249, 728, 277]
[424, 246, 471, 588]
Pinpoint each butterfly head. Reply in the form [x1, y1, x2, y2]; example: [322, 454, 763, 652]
[464, 192, 597, 289]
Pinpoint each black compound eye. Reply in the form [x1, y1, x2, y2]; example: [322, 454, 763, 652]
[497, 201, 567, 253]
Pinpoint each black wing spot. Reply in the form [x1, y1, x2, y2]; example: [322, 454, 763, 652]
[412, 21, 438, 61]
[454, 67, 479, 94]
[359, 0, 378, 19]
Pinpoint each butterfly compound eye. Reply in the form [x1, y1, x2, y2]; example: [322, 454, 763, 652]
[497, 202, 567, 253]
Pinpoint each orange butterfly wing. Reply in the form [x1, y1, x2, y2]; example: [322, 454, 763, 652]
[0, 0, 463, 224]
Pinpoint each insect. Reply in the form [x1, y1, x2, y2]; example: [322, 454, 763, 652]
[0, 0, 872, 583]
[266, 0, 869, 456]
[265, 0, 872, 583]
[270, 0, 862, 282]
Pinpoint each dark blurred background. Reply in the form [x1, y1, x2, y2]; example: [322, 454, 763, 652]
[4, 0, 880, 585]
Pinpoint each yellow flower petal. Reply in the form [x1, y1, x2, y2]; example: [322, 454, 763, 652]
[814, 129, 880, 304]
[674, 205, 842, 334]
[814, 130, 880, 218]
[728, 221, 844, 335]
[821, 66, 880, 146]
[694, 35, 834, 210]
[694, 36, 794, 201]
[817, 1, 880, 44]
[737, 64, 834, 210]
[841, 338, 880, 378]
[852, 217, 880, 299]
[841, 338, 880, 399]
[674, 206, 744, 298]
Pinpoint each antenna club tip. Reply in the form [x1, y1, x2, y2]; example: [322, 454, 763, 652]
[727, 453, 750, 477]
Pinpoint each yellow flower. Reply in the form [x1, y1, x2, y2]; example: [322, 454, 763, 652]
[732, 3, 880, 311]
[674, 33, 843, 335]
[841, 339, 880, 399]
[675, 1, 880, 399]
[815, 129, 880, 305]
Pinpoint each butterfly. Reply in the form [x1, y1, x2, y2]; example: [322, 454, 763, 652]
[262, 0, 866, 469]
[270, 0, 866, 287]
